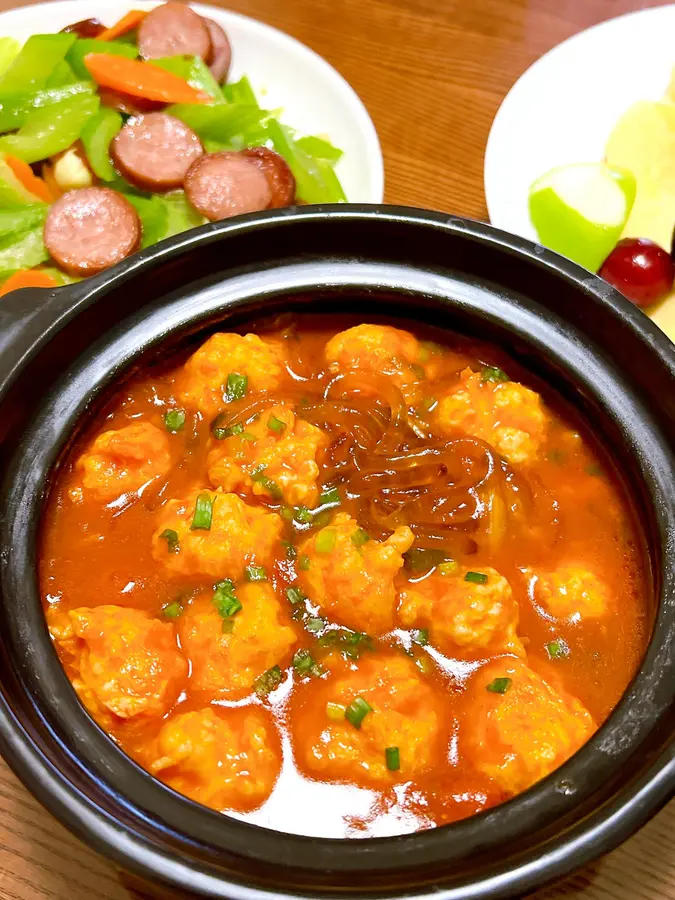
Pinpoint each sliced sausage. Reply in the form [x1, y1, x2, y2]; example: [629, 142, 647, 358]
[137, 3, 212, 62]
[61, 18, 105, 37]
[184, 152, 272, 221]
[99, 87, 165, 117]
[111, 112, 203, 192]
[241, 147, 296, 208]
[204, 18, 231, 84]
[44, 187, 141, 276]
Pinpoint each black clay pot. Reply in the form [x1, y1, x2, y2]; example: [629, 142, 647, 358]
[1, 205, 675, 900]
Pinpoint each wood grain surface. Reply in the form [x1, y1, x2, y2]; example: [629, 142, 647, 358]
[0, 0, 672, 897]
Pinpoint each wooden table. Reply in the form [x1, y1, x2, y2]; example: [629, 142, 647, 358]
[0, 0, 673, 897]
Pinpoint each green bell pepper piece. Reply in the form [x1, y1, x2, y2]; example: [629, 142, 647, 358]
[167, 103, 271, 145]
[66, 38, 137, 80]
[0, 225, 48, 271]
[0, 93, 100, 164]
[0, 34, 76, 93]
[80, 107, 123, 181]
[0, 38, 20, 78]
[0, 82, 94, 135]
[266, 119, 346, 203]
[151, 55, 222, 101]
[223, 76, 259, 107]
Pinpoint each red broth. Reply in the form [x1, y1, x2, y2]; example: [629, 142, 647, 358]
[40, 317, 650, 838]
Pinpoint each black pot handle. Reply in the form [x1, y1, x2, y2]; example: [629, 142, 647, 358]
[0, 281, 86, 455]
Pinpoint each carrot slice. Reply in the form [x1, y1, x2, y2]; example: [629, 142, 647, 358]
[0, 269, 58, 298]
[41, 162, 63, 199]
[84, 53, 210, 104]
[5, 154, 54, 203]
[97, 9, 146, 41]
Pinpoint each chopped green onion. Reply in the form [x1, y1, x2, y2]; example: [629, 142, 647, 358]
[318, 486, 340, 506]
[267, 414, 287, 434]
[159, 528, 179, 554]
[345, 696, 372, 729]
[586, 463, 603, 477]
[292, 648, 321, 677]
[438, 560, 459, 576]
[547, 448, 566, 464]
[254, 665, 283, 697]
[326, 701, 346, 721]
[162, 600, 183, 619]
[245, 565, 267, 582]
[298, 554, 311, 571]
[164, 408, 186, 433]
[404, 547, 450, 573]
[190, 493, 214, 531]
[212, 579, 242, 619]
[411, 628, 429, 646]
[385, 746, 400, 771]
[306, 616, 324, 633]
[282, 540, 297, 560]
[225, 422, 245, 437]
[481, 366, 509, 383]
[240, 431, 257, 442]
[487, 677, 512, 694]
[351, 528, 369, 548]
[318, 629, 373, 659]
[411, 363, 425, 380]
[315, 528, 337, 553]
[211, 413, 244, 440]
[423, 396, 438, 412]
[225, 372, 248, 401]
[286, 586, 305, 605]
[546, 639, 569, 660]
[416, 655, 433, 675]
[465, 571, 488, 585]
[250, 465, 282, 499]
[294, 506, 313, 524]
[312, 509, 333, 528]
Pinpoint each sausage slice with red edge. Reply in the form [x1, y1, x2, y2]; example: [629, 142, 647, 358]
[111, 113, 204, 192]
[185, 152, 273, 221]
[203, 18, 231, 84]
[137, 2, 212, 61]
[241, 147, 296, 208]
[44, 187, 141, 276]
[99, 87, 165, 117]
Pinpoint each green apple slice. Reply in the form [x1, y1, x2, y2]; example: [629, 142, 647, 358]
[528, 162, 636, 271]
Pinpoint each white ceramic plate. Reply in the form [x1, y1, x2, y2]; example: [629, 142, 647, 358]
[484, 5, 675, 242]
[0, 0, 384, 203]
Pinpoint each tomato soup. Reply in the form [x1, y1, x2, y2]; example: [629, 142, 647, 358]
[40, 317, 650, 837]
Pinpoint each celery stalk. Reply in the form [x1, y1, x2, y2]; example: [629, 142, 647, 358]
[80, 108, 123, 181]
[0, 93, 100, 163]
[0, 34, 76, 92]
[0, 205, 47, 235]
[0, 157, 48, 206]
[0, 38, 20, 78]
[223, 76, 259, 107]
[295, 135, 343, 164]
[151, 56, 222, 101]
[67, 39, 137, 80]
[167, 103, 271, 145]
[125, 194, 170, 248]
[0, 226, 48, 271]
[0, 82, 95, 135]
[266, 119, 346, 203]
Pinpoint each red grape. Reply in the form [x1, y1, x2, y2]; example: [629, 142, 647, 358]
[599, 238, 674, 308]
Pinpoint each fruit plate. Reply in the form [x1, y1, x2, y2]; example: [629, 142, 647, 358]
[484, 4, 675, 247]
[0, 0, 384, 204]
